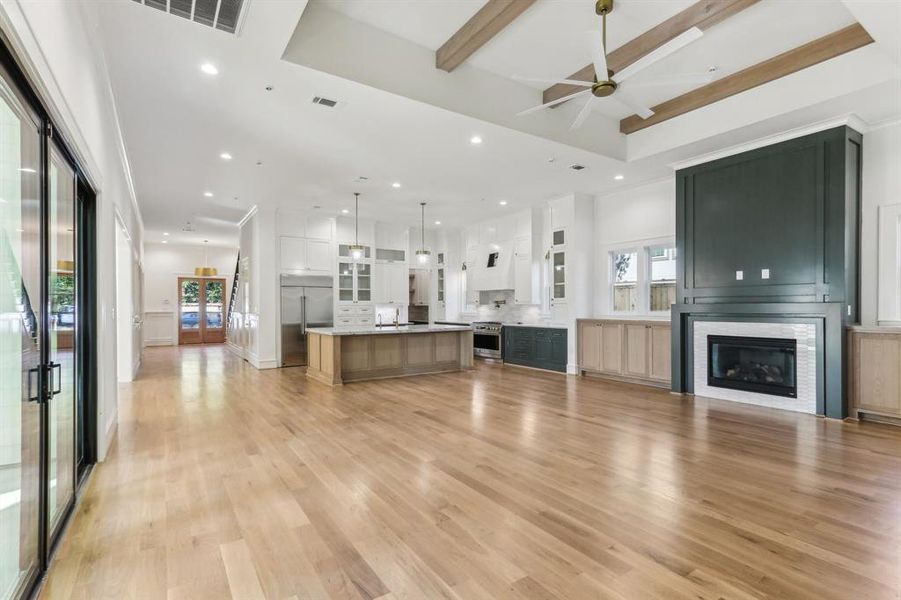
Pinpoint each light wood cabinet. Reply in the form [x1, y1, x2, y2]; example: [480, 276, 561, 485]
[577, 319, 671, 388]
[848, 327, 901, 424]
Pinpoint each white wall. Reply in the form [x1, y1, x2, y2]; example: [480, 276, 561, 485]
[593, 178, 675, 316]
[142, 242, 238, 346]
[861, 120, 901, 326]
[0, 0, 145, 460]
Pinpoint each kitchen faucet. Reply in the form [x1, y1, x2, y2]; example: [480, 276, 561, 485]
[394, 307, 400, 327]
[378, 313, 382, 327]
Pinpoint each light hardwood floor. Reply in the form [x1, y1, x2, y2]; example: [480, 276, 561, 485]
[42, 345, 901, 599]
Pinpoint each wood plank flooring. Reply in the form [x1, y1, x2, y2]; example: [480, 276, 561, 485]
[41, 345, 901, 599]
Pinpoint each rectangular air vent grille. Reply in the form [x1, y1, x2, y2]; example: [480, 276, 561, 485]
[132, 0, 246, 34]
[312, 96, 338, 107]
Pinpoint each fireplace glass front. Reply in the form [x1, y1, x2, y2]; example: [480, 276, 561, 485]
[707, 335, 797, 398]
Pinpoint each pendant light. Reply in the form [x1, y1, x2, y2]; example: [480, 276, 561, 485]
[348, 192, 365, 261]
[194, 240, 218, 276]
[415, 202, 431, 265]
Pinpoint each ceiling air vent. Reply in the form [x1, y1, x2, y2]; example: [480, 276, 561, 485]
[132, 0, 246, 35]
[569, 164, 587, 171]
[312, 96, 339, 108]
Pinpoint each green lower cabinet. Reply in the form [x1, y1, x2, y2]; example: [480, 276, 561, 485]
[503, 327, 567, 372]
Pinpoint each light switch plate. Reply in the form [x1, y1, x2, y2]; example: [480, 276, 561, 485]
[761, 268, 770, 279]
[735, 270, 744, 281]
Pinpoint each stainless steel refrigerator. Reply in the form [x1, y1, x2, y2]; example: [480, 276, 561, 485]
[280, 274, 334, 367]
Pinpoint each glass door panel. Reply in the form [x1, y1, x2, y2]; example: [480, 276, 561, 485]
[47, 146, 76, 537]
[201, 279, 225, 343]
[356, 263, 370, 302]
[337, 262, 354, 302]
[553, 251, 565, 299]
[178, 277, 202, 344]
[0, 70, 42, 599]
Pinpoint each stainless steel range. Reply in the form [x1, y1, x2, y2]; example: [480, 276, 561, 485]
[472, 321, 503, 359]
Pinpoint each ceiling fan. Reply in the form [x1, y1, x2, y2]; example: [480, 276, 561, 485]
[514, 0, 713, 129]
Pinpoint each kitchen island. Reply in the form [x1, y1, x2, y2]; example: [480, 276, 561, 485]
[305, 324, 473, 385]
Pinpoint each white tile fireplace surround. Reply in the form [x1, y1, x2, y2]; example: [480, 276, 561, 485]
[693, 321, 817, 414]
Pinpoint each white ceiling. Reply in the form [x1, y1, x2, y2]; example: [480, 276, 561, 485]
[93, 0, 901, 248]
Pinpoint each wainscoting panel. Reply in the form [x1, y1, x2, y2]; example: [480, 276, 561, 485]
[144, 310, 176, 346]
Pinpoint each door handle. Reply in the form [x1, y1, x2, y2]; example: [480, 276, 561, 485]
[48, 362, 62, 396]
[27, 367, 40, 402]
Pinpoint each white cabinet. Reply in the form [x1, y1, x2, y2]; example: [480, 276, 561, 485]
[373, 263, 407, 304]
[375, 222, 407, 252]
[280, 236, 332, 273]
[337, 261, 372, 304]
[280, 236, 306, 271]
[305, 239, 331, 272]
[514, 254, 532, 305]
[336, 216, 374, 246]
[305, 215, 332, 240]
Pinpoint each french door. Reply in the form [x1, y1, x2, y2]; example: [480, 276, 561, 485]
[178, 277, 226, 344]
[0, 40, 93, 600]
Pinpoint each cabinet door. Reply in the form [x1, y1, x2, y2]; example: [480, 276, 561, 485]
[305, 239, 332, 272]
[305, 215, 332, 240]
[624, 324, 649, 378]
[337, 262, 355, 303]
[534, 329, 552, 364]
[514, 254, 532, 305]
[356, 263, 371, 303]
[600, 323, 623, 374]
[549, 329, 567, 370]
[579, 321, 601, 372]
[371, 263, 389, 303]
[505, 328, 533, 362]
[280, 236, 307, 271]
[648, 324, 672, 383]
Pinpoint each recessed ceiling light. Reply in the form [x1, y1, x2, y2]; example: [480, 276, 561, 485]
[392, 182, 401, 188]
[220, 152, 232, 160]
[470, 135, 483, 145]
[499, 200, 507, 206]
[614, 174, 624, 180]
[200, 63, 219, 76]
[341, 209, 350, 214]
[203, 191, 214, 197]
[434, 220, 441, 225]
[163, 232, 169, 236]
[162, 240, 168, 244]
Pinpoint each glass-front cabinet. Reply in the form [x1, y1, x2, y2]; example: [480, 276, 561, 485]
[550, 228, 565, 304]
[337, 261, 371, 304]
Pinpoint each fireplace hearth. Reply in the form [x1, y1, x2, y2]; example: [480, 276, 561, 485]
[707, 335, 797, 398]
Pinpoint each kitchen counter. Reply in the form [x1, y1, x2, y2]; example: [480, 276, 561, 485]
[306, 324, 471, 336]
[306, 326, 473, 385]
[503, 322, 568, 329]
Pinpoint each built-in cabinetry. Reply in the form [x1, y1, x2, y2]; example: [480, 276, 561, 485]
[848, 327, 901, 425]
[409, 269, 430, 306]
[335, 304, 374, 327]
[372, 262, 407, 305]
[337, 261, 371, 304]
[277, 212, 335, 274]
[578, 319, 671, 387]
[504, 326, 567, 373]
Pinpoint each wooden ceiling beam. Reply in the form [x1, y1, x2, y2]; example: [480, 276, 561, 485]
[542, 0, 760, 105]
[619, 23, 874, 134]
[436, 0, 537, 73]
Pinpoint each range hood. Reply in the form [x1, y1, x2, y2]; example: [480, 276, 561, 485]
[471, 243, 514, 291]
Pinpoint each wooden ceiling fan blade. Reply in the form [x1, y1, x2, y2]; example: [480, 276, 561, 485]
[612, 90, 654, 120]
[516, 89, 590, 117]
[570, 96, 596, 130]
[586, 30, 608, 82]
[512, 75, 593, 87]
[613, 27, 703, 84]
[624, 72, 714, 89]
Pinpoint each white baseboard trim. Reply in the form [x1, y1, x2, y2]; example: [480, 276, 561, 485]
[144, 337, 174, 347]
[247, 352, 279, 370]
[99, 419, 118, 463]
[225, 340, 245, 358]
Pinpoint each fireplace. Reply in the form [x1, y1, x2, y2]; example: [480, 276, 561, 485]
[707, 335, 797, 398]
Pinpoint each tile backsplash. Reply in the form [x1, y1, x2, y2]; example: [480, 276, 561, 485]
[474, 290, 544, 323]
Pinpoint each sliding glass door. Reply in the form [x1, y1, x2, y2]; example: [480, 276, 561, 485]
[47, 146, 76, 538]
[0, 40, 94, 600]
[0, 62, 43, 600]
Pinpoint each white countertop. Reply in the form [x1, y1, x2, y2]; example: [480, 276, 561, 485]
[578, 315, 671, 322]
[306, 324, 472, 336]
[502, 322, 568, 329]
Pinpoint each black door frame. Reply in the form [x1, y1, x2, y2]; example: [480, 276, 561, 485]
[0, 29, 99, 600]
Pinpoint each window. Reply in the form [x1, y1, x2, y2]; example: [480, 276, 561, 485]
[612, 250, 638, 312]
[649, 246, 676, 312]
